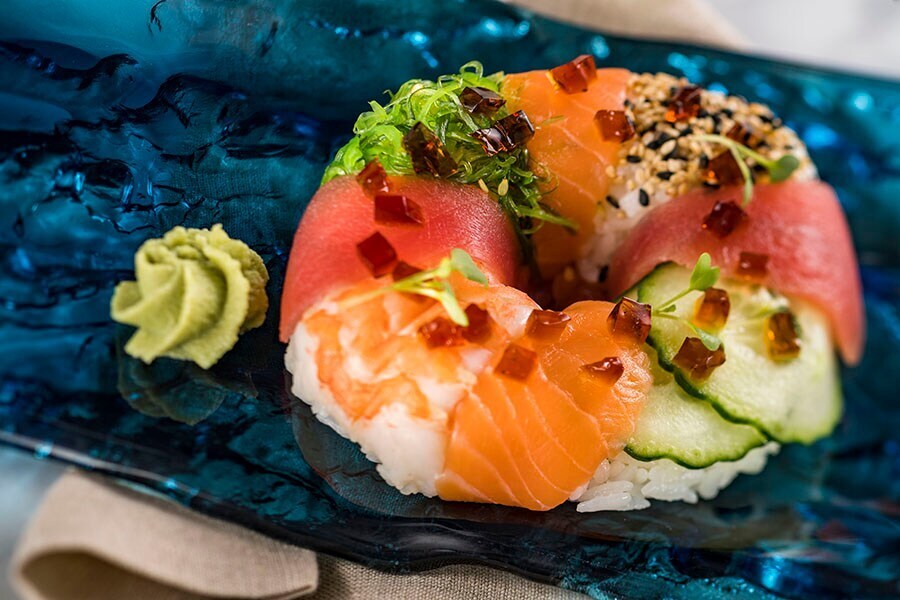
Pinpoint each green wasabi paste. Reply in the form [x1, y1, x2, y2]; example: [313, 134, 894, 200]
[111, 224, 269, 369]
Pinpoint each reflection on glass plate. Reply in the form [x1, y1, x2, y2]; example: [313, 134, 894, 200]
[0, 0, 898, 597]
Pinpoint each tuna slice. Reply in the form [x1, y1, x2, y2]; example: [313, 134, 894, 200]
[279, 175, 520, 341]
[606, 181, 865, 364]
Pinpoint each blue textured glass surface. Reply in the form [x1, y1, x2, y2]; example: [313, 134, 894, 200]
[0, 1, 898, 598]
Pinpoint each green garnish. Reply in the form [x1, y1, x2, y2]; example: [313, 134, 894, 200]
[321, 62, 576, 260]
[652, 253, 723, 351]
[695, 134, 800, 205]
[341, 249, 488, 326]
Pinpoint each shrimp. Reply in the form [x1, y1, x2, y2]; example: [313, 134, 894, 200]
[286, 275, 652, 511]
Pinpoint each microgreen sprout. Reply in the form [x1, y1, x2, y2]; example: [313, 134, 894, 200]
[341, 249, 488, 326]
[695, 134, 800, 205]
[651, 253, 723, 350]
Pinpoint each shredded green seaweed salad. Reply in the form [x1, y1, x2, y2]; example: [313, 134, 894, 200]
[322, 62, 575, 260]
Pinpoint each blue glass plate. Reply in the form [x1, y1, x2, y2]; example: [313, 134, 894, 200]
[0, 1, 898, 597]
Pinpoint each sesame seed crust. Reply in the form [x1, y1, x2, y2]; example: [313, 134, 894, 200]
[608, 72, 814, 202]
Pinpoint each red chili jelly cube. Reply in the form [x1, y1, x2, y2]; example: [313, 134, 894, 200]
[766, 311, 801, 360]
[665, 85, 702, 123]
[403, 122, 458, 177]
[356, 232, 397, 277]
[419, 317, 465, 348]
[725, 123, 751, 145]
[496, 343, 537, 381]
[694, 288, 730, 330]
[549, 54, 597, 93]
[673, 337, 726, 380]
[704, 151, 744, 186]
[472, 110, 535, 156]
[702, 200, 747, 238]
[391, 261, 422, 281]
[607, 297, 652, 344]
[461, 304, 492, 343]
[736, 251, 769, 280]
[374, 194, 424, 226]
[459, 86, 506, 115]
[594, 110, 636, 142]
[356, 159, 390, 195]
[526, 309, 571, 339]
[582, 356, 624, 385]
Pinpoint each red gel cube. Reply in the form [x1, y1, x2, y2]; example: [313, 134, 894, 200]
[496, 343, 538, 381]
[471, 110, 535, 156]
[693, 288, 731, 330]
[607, 297, 652, 344]
[665, 85, 702, 123]
[766, 311, 801, 360]
[461, 304, 492, 343]
[356, 159, 390, 195]
[549, 54, 597, 93]
[403, 122, 458, 178]
[704, 151, 745, 186]
[736, 251, 769, 281]
[419, 317, 465, 348]
[594, 110, 636, 142]
[356, 232, 397, 277]
[374, 194, 424, 226]
[673, 337, 726, 380]
[582, 356, 624, 385]
[702, 200, 747, 238]
[459, 86, 506, 115]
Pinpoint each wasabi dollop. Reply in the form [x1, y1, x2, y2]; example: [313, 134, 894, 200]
[111, 224, 269, 369]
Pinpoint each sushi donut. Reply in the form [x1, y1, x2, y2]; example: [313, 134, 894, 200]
[281, 58, 864, 511]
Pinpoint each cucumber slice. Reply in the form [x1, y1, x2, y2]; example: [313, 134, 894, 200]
[626, 350, 767, 468]
[637, 264, 842, 444]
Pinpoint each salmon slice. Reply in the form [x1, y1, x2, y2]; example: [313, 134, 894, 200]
[503, 68, 631, 278]
[436, 300, 652, 511]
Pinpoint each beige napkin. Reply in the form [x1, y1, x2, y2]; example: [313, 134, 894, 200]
[10, 473, 574, 600]
[10, 2, 746, 599]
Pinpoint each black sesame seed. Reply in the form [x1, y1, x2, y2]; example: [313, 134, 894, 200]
[758, 114, 773, 124]
[598, 265, 609, 283]
[702, 180, 720, 189]
[697, 108, 710, 118]
[638, 189, 650, 206]
[605, 195, 620, 209]
[721, 108, 734, 118]
[626, 155, 642, 164]
[669, 85, 678, 96]
[656, 171, 674, 181]
[646, 133, 672, 150]
[663, 148, 682, 161]
[679, 126, 694, 137]
[699, 154, 709, 169]
[624, 98, 633, 108]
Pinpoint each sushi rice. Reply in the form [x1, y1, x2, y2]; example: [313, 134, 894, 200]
[289, 318, 781, 512]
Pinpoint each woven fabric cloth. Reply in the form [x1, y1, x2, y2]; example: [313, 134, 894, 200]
[10, 473, 577, 599]
[9, 1, 744, 598]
